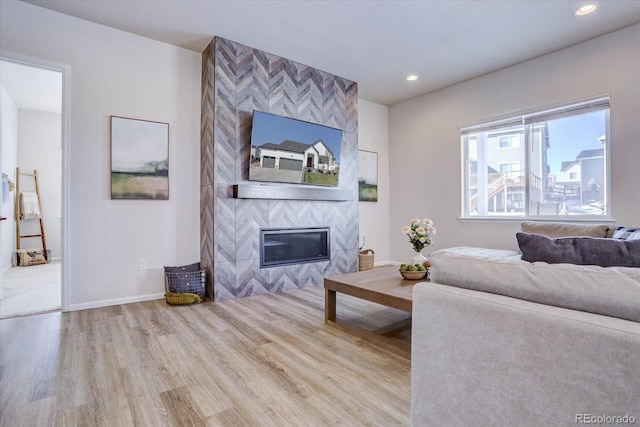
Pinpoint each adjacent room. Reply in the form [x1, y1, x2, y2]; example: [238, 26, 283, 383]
[0, 60, 63, 319]
[1, 1, 638, 425]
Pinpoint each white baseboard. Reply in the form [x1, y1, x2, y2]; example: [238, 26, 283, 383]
[68, 292, 165, 312]
[374, 261, 400, 266]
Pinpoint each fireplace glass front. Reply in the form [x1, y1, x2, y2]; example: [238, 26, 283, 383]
[260, 227, 330, 268]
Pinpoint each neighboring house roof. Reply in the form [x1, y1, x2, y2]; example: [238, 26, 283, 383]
[561, 161, 579, 172]
[576, 148, 604, 159]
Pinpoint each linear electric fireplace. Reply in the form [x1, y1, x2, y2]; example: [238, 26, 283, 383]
[260, 227, 330, 268]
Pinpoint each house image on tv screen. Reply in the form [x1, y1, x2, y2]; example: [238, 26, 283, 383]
[249, 111, 343, 187]
[251, 139, 338, 185]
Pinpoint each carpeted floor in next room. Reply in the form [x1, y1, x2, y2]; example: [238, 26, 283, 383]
[0, 262, 61, 319]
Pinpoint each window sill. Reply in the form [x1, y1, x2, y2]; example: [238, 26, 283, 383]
[458, 216, 616, 224]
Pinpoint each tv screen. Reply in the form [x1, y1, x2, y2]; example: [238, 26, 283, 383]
[249, 111, 343, 187]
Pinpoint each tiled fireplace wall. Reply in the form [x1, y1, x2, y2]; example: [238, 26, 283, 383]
[201, 37, 359, 301]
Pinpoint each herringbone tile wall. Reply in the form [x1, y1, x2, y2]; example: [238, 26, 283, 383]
[201, 36, 359, 301]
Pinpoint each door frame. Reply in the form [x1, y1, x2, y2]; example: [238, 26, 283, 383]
[0, 50, 71, 312]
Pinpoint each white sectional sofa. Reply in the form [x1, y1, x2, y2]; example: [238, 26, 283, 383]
[411, 223, 640, 426]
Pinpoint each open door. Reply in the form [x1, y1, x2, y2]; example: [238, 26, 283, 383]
[0, 54, 69, 317]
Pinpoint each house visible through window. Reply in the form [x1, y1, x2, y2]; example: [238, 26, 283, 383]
[499, 162, 520, 173]
[461, 97, 609, 218]
[499, 135, 520, 149]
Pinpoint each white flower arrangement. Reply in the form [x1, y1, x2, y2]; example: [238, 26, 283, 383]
[402, 218, 436, 252]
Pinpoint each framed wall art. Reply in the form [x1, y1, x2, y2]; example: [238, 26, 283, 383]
[110, 116, 169, 200]
[358, 150, 378, 202]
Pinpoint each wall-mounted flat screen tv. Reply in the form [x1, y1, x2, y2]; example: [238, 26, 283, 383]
[249, 110, 343, 187]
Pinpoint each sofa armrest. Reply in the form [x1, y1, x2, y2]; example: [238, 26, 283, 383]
[411, 282, 640, 426]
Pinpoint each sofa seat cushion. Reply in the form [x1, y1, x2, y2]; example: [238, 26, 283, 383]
[429, 247, 640, 322]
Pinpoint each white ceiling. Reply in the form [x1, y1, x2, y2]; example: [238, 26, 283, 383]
[0, 60, 62, 114]
[14, 0, 640, 105]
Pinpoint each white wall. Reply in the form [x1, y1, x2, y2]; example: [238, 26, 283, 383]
[357, 99, 390, 264]
[17, 110, 62, 259]
[0, 82, 18, 271]
[0, 1, 201, 309]
[389, 23, 640, 261]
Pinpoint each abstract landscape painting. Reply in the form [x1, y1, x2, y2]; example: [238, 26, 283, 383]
[358, 150, 378, 202]
[111, 116, 169, 200]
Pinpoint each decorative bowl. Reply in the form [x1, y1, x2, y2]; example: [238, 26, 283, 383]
[399, 269, 427, 280]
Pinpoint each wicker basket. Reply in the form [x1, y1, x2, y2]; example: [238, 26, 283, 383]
[164, 269, 205, 305]
[359, 249, 375, 271]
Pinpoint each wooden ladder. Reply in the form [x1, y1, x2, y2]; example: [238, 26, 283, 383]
[15, 168, 48, 260]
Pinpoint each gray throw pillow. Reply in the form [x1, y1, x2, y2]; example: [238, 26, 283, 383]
[517, 232, 640, 267]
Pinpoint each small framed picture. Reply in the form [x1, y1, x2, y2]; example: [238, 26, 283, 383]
[110, 116, 169, 200]
[358, 150, 378, 202]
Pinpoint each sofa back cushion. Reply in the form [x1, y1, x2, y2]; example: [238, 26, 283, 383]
[429, 247, 640, 323]
[520, 221, 609, 238]
[517, 232, 640, 268]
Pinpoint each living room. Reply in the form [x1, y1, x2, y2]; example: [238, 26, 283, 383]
[1, 1, 639, 425]
[1, 0, 637, 311]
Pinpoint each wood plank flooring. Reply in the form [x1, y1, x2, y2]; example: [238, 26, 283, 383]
[0, 285, 411, 426]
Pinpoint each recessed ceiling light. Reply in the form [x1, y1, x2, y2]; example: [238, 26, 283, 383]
[406, 75, 418, 81]
[575, 3, 598, 16]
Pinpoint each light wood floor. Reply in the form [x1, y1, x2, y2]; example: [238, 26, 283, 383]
[0, 285, 411, 426]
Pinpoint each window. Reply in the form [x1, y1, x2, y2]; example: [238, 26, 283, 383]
[461, 98, 609, 218]
[499, 135, 520, 148]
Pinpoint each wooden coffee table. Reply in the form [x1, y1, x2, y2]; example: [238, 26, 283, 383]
[324, 266, 426, 359]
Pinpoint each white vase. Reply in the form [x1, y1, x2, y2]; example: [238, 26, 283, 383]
[411, 250, 427, 266]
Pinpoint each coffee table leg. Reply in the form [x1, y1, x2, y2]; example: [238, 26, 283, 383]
[325, 288, 336, 323]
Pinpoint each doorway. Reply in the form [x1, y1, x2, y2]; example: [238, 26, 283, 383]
[0, 56, 67, 318]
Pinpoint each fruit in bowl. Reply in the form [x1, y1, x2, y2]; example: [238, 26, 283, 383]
[399, 263, 427, 280]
